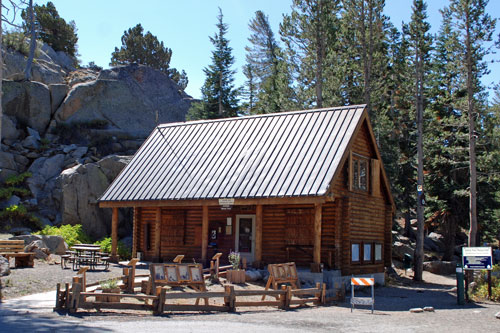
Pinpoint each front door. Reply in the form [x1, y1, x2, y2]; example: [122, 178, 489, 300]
[235, 215, 256, 264]
[208, 219, 232, 264]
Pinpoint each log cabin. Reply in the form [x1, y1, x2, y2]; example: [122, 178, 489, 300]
[98, 105, 395, 279]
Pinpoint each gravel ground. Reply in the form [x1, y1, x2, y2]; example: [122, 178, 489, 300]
[0, 256, 150, 299]
[1, 259, 499, 332]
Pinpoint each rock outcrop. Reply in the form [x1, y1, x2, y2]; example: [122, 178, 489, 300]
[54, 64, 193, 137]
[57, 155, 133, 239]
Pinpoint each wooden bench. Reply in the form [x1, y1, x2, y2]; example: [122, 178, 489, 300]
[0, 240, 35, 268]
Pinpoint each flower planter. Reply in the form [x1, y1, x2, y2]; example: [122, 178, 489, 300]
[227, 269, 246, 283]
[96, 287, 121, 302]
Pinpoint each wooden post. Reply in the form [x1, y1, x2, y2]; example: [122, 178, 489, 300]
[313, 203, 322, 265]
[202, 205, 209, 261]
[111, 207, 119, 262]
[154, 207, 161, 261]
[132, 207, 139, 259]
[255, 204, 263, 264]
[55, 283, 61, 310]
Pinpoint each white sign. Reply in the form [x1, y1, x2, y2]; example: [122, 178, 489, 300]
[417, 185, 423, 192]
[219, 198, 234, 206]
[462, 247, 493, 270]
[462, 247, 492, 256]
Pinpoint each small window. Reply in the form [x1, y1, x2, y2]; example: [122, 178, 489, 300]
[352, 155, 369, 191]
[351, 243, 360, 263]
[375, 243, 383, 262]
[364, 243, 372, 262]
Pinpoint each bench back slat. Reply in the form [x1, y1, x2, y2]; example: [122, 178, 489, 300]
[0, 240, 25, 253]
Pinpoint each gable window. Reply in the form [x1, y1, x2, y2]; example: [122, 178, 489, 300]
[352, 155, 369, 191]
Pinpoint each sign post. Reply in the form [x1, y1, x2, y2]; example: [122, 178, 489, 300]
[462, 247, 493, 301]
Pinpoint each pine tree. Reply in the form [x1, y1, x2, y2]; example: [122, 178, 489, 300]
[448, 0, 496, 247]
[406, 0, 433, 282]
[244, 10, 283, 114]
[22, 1, 78, 57]
[280, 0, 341, 109]
[110, 24, 187, 89]
[187, 8, 239, 120]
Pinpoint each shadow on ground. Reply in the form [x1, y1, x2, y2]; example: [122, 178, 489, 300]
[0, 309, 112, 332]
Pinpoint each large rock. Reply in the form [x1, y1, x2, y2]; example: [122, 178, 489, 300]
[58, 155, 133, 239]
[393, 241, 414, 261]
[49, 84, 69, 113]
[54, 64, 193, 137]
[2, 80, 52, 133]
[11, 235, 68, 255]
[423, 260, 457, 275]
[0, 255, 10, 276]
[2, 115, 20, 140]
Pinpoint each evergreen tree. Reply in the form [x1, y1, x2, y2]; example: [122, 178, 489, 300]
[448, 0, 496, 247]
[241, 63, 258, 115]
[244, 10, 291, 114]
[187, 8, 239, 120]
[406, 0, 433, 282]
[280, 0, 341, 108]
[22, 1, 78, 57]
[110, 24, 187, 89]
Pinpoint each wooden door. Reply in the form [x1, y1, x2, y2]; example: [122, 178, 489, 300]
[235, 215, 256, 264]
[207, 219, 233, 264]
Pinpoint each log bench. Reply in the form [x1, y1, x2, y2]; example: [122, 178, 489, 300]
[0, 240, 35, 268]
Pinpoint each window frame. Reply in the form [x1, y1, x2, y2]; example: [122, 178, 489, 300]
[351, 153, 370, 192]
[351, 242, 361, 264]
[374, 243, 383, 263]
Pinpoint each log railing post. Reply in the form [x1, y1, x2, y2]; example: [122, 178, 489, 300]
[111, 207, 119, 262]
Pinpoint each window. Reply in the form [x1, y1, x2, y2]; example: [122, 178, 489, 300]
[364, 243, 372, 262]
[351, 243, 360, 263]
[353, 156, 369, 191]
[375, 243, 383, 262]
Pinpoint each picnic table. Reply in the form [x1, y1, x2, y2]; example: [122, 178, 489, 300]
[69, 244, 110, 271]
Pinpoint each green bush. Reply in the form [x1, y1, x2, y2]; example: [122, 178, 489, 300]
[4, 172, 32, 187]
[100, 279, 118, 290]
[0, 204, 41, 231]
[470, 265, 500, 302]
[94, 237, 131, 260]
[36, 224, 91, 248]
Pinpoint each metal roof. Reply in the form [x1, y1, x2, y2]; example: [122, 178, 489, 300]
[99, 105, 366, 202]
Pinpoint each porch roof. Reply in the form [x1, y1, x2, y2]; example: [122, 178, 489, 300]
[99, 105, 366, 204]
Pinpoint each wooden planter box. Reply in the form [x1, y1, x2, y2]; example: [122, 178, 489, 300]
[227, 269, 245, 284]
[96, 287, 121, 302]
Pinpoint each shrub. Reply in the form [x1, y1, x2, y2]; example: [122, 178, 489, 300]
[100, 279, 118, 290]
[94, 237, 131, 260]
[228, 251, 241, 270]
[0, 204, 41, 231]
[4, 172, 32, 187]
[470, 265, 500, 302]
[36, 224, 91, 248]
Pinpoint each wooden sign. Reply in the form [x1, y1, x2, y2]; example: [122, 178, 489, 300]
[150, 263, 206, 288]
[262, 262, 300, 300]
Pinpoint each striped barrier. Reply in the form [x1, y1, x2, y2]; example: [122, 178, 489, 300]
[351, 277, 374, 286]
[350, 275, 375, 314]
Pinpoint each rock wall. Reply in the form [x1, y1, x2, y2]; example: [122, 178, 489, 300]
[0, 46, 192, 240]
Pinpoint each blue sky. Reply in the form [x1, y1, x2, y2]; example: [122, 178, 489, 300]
[33, 0, 499, 101]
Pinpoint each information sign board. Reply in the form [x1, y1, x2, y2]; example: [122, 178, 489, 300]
[462, 247, 492, 270]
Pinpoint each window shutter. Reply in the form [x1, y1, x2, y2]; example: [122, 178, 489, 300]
[371, 159, 381, 197]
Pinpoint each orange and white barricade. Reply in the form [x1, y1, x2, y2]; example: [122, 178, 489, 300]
[350, 275, 375, 314]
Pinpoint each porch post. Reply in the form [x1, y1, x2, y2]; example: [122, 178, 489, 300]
[255, 204, 263, 264]
[202, 205, 209, 261]
[313, 203, 322, 265]
[111, 207, 118, 262]
[132, 208, 138, 259]
[154, 207, 161, 261]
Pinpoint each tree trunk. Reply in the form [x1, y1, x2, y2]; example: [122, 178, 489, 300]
[24, 0, 36, 81]
[465, 6, 477, 247]
[0, 0, 3, 150]
[314, 0, 324, 109]
[414, 44, 425, 282]
[442, 214, 456, 261]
